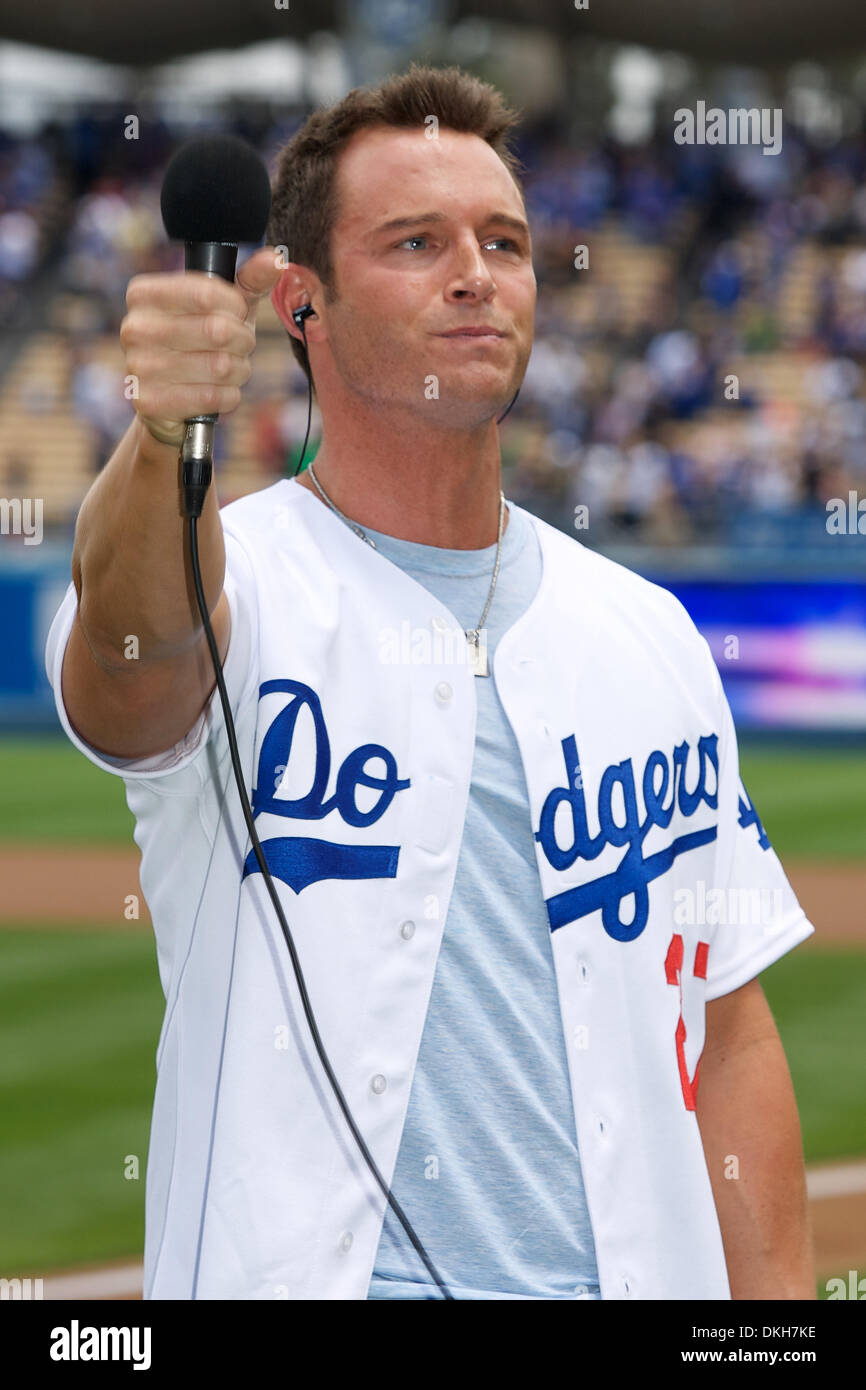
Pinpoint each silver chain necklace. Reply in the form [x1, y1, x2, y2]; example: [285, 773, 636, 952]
[304, 462, 505, 677]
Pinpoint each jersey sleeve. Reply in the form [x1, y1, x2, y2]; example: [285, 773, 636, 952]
[44, 525, 259, 782]
[699, 636, 816, 1001]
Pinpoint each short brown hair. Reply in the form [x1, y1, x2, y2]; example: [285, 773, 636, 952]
[267, 61, 526, 385]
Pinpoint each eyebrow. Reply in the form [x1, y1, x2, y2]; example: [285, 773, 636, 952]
[370, 210, 531, 239]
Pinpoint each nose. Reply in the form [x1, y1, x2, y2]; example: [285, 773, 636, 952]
[446, 234, 495, 302]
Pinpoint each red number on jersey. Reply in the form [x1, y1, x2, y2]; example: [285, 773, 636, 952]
[665, 933, 710, 1111]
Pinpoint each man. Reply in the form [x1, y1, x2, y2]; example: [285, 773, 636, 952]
[46, 63, 816, 1300]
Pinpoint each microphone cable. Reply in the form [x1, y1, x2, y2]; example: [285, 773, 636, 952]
[183, 309, 454, 1299]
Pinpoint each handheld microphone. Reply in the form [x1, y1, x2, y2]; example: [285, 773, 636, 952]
[160, 134, 272, 517]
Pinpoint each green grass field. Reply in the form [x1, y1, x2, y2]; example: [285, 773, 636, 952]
[0, 737, 137, 844]
[0, 735, 862, 1282]
[0, 926, 861, 1275]
[0, 928, 161, 1270]
[735, 744, 866, 860]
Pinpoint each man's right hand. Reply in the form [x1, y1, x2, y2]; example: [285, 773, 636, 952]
[120, 245, 286, 447]
[60, 247, 285, 761]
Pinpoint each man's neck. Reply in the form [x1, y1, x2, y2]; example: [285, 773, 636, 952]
[294, 414, 508, 549]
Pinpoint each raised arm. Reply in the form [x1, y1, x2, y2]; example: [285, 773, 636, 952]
[62, 248, 283, 759]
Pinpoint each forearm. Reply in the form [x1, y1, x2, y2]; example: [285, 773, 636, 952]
[695, 1029, 816, 1299]
[72, 414, 226, 669]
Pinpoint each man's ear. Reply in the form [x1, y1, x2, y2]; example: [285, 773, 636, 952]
[271, 260, 322, 344]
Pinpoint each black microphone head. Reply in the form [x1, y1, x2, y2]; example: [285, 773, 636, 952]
[160, 134, 272, 245]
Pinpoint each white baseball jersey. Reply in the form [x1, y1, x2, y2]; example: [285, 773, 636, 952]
[45, 479, 815, 1300]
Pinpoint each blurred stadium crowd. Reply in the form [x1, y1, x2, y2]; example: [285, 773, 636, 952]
[2, 102, 866, 549]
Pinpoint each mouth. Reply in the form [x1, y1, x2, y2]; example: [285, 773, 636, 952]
[438, 328, 506, 340]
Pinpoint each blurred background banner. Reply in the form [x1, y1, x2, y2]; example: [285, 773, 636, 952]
[0, 0, 864, 1300]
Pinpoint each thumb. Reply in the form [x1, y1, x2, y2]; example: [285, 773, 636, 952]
[235, 245, 286, 325]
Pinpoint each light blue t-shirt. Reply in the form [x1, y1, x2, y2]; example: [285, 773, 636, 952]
[359, 498, 601, 1301]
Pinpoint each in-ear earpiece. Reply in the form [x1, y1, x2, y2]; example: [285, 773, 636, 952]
[293, 304, 315, 329]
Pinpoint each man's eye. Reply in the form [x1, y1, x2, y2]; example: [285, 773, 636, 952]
[396, 235, 520, 252]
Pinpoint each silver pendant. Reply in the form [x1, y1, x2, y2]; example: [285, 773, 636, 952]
[466, 628, 490, 677]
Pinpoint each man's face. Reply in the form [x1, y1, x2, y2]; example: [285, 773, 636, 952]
[315, 123, 536, 426]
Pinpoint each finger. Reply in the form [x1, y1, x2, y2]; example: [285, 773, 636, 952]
[136, 382, 243, 420]
[235, 245, 287, 325]
[127, 348, 253, 389]
[122, 308, 257, 357]
[126, 271, 249, 321]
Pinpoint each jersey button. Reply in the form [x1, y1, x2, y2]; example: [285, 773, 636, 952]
[431, 616, 448, 632]
[434, 681, 453, 703]
[339, 1231, 353, 1253]
[399, 920, 415, 941]
[370, 1074, 387, 1094]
